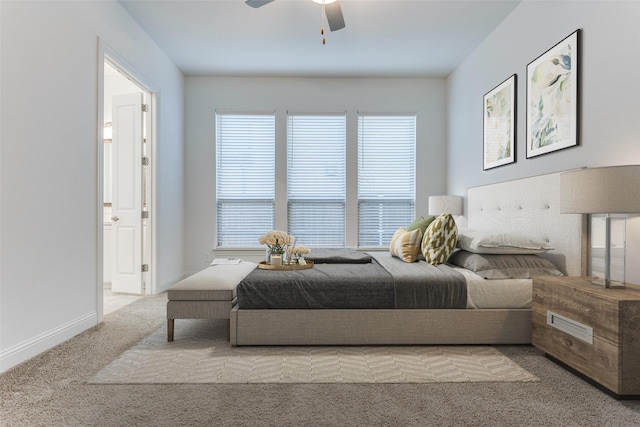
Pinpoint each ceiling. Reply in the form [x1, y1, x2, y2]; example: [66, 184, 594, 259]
[118, 0, 521, 78]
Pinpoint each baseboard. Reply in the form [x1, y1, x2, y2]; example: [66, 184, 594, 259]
[0, 312, 97, 373]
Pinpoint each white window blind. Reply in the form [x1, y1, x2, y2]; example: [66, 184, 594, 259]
[358, 114, 416, 247]
[287, 113, 346, 245]
[216, 113, 275, 247]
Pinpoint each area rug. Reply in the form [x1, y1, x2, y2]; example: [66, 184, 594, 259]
[89, 319, 538, 384]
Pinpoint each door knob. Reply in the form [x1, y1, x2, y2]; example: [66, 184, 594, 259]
[111, 216, 120, 222]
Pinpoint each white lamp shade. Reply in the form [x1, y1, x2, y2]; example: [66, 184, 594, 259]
[560, 165, 640, 214]
[428, 195, 463, 216]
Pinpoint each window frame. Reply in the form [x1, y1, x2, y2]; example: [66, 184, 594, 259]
[213, 110, 420, 251]
[286, 112, 347, 246]
[215, 111, 276, 248]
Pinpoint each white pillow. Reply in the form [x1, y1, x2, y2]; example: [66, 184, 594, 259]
[448, 251, 563, 279]
[456, 229, 553, 254]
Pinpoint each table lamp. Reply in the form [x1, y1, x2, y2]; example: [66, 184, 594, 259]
[560, 165, 640, 288]
[428, 195, 463, 216]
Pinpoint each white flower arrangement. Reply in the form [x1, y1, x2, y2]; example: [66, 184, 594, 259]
[287, 245, 310, 256]
[258, 230, 293, 255]
[259, 230, 311, 264]
[287, 245, 310, 264]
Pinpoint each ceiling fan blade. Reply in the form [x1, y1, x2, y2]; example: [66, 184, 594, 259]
[245, 0, 275, 8]
[325, 0, 345, 31]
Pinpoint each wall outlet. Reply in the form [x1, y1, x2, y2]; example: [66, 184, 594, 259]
[204, 251, 213, 262]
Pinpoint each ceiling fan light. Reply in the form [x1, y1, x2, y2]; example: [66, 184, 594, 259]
[311, 0, 337, 4]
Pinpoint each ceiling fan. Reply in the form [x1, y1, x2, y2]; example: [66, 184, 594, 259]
[245, 0, 346, 32]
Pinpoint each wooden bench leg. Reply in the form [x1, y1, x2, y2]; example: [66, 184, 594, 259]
[227, 319, 231, 342]
[168, 319, 174, 342]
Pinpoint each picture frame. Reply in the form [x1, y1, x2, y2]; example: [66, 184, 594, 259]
[483, 74, 516, 170]
[526, 29, 580, 158]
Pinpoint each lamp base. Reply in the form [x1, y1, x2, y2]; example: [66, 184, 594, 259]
[590, 214, 626, 289]
[591, 276, 625, 288]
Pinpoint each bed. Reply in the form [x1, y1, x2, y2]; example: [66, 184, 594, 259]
[229, 171, 587, 346]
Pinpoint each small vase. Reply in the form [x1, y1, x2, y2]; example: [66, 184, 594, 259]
[265, 248, 272, 263]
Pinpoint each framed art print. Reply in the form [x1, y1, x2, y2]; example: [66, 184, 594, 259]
[526, 29, 580, 158]
[483, 74, 516, 170]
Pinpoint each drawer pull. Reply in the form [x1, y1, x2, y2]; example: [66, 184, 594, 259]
[547, 311, 593, 344]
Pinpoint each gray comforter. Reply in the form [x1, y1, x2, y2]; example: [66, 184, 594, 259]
[236, 250, 467, 310]
[372, 252, 467, 309]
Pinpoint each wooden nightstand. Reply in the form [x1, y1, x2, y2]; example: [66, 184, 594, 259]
[532, 276, 640, 398]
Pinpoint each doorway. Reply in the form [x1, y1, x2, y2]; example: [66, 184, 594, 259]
[99, 43, 157, 320]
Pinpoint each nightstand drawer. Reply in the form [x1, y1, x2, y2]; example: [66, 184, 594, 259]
[532, 276, 640, 396]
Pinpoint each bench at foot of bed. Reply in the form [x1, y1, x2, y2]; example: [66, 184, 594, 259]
[167, 303, 234, 342]
[166, 261, 257, 342]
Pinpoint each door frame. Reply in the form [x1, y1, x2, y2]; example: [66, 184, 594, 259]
[97, 39, 159, 322]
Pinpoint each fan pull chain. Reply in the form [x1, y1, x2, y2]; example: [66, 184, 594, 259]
[321, 4, 326, 45]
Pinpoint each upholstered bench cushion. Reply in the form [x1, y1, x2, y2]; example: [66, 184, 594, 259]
[167, 261, 257, 301]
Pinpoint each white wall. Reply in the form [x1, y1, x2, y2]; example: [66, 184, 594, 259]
[0, 1, 185, 372]
[184, 76, 446, 273]
[447, 1, 640, 283]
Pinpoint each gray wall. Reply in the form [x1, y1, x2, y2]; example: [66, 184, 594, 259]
[184, 76, 446, 273]
[447, 1, 640, 283]
[0, 1, 185, 372]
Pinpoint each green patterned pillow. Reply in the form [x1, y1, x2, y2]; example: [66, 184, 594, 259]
[421, 213, 458, 265]
[390, 227, 423, 263]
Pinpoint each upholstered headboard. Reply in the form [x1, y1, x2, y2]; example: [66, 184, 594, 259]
[466, 171, 587, 276]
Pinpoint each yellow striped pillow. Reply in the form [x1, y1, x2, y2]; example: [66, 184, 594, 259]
[390, 227, 423, 263]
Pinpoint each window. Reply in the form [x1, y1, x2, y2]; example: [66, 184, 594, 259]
[215, 111, 416, 249]
[215, 112, 275, 247]
[287, 113, 346, 245]
[358, 114, 416, 247]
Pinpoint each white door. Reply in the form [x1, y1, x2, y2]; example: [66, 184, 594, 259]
[111, 93, 144, 294]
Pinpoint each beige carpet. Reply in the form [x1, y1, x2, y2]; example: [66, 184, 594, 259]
[90, 319, 538, 384]
[6, 296, 640, 426]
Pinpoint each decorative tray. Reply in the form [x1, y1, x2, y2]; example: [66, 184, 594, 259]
[258, 260, 314, 270]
